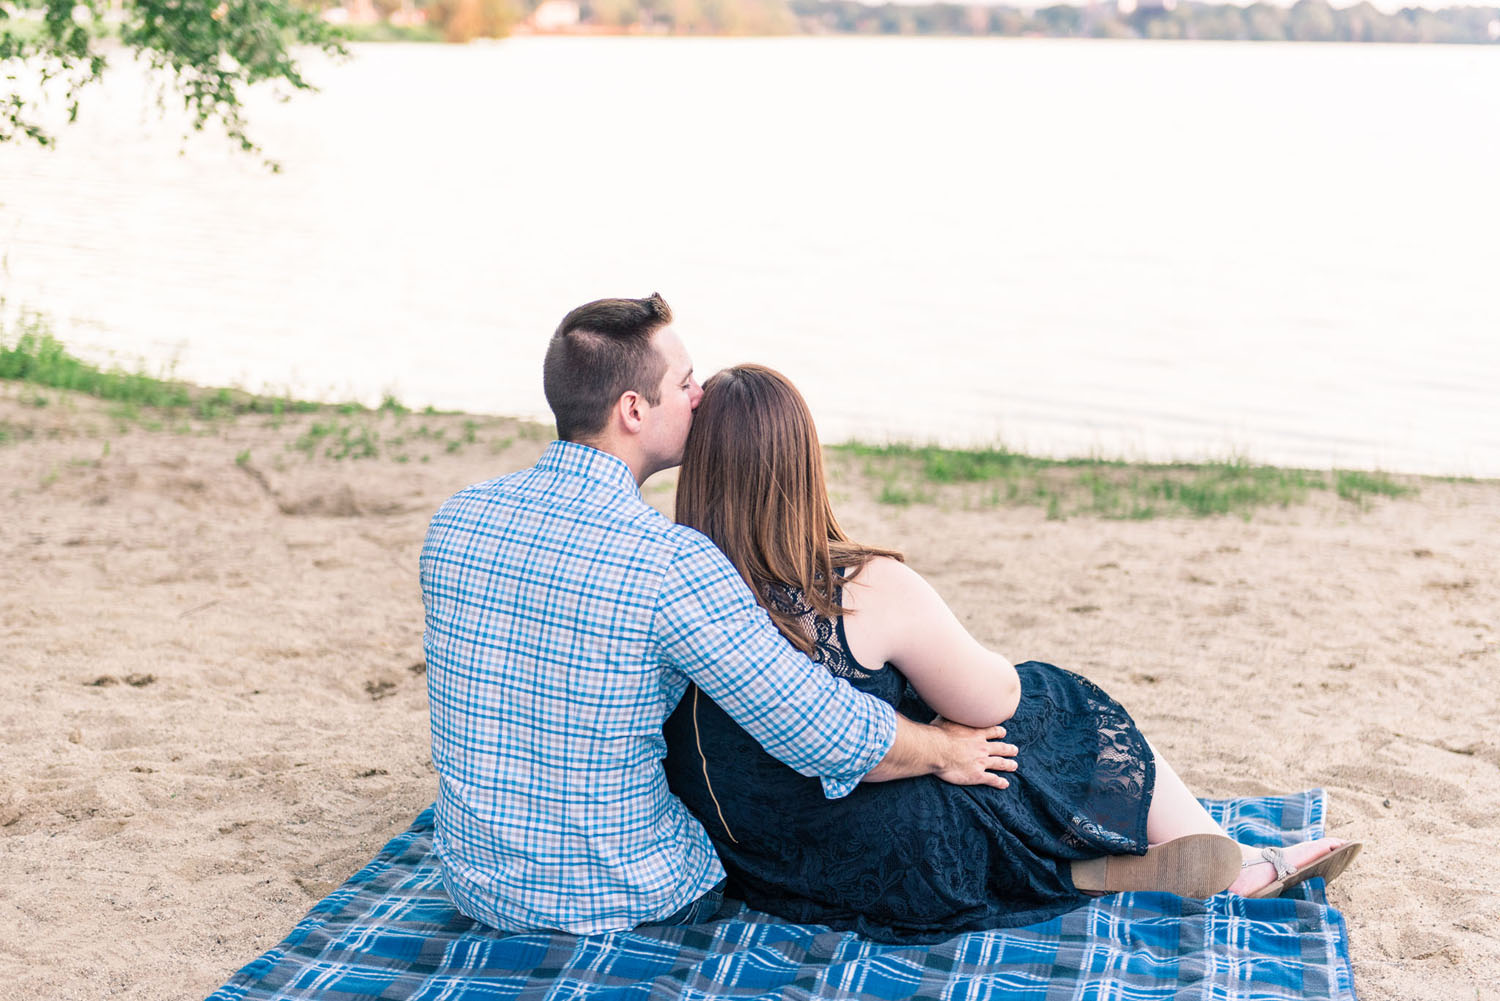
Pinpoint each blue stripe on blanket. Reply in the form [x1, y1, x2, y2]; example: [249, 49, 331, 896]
[210, 790, 1357, 1001]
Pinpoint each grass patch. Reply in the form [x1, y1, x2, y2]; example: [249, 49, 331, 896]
[0, 420, 32, 445]
[338, 21, 445, 42]
[290, 420, 381, 460]
[838, 441, 1102, 481]
[0, 318, 471, 465]
[0, 312, 397, 425]
[1334, 469, 1413, 503]
[832, 442, 1419, 520]
[877, 481, 925, 506]
[2, 314, 194, 409]
[1131, 463, 1329, 517]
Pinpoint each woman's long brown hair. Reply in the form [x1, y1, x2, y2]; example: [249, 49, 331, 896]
[675, 364, 902, 656]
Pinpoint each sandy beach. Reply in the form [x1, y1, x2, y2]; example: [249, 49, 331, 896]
[2, 381, 1496, 1001]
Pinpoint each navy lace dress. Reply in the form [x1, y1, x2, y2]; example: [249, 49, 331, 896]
[661, 577, 1156, 943]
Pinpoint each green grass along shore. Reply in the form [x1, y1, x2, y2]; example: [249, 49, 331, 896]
[1, 312, 1436, 520]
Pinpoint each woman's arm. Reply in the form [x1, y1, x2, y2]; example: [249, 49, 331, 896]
[842, 557, 1021, 727]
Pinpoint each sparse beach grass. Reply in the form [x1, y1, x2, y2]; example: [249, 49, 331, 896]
[0, 314, 544, 466]
[830, 441, 1417, 520]
[1, 318, 1426, 518]
[338, 21, 445, 42]
[0, 311, 319, 419]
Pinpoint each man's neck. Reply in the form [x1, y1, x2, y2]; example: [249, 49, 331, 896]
[570, 435, 650, 487]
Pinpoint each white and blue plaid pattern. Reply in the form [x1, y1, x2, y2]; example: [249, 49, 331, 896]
[419, 441, 897, 935]
[212, 790, 1358, 1001]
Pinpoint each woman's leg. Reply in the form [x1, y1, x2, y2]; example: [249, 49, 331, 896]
[1145, 743, 1228, 844]
[1146, 742, 1349, 895]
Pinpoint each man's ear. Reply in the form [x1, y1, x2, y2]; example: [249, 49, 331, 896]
[616, 391, 645, 435]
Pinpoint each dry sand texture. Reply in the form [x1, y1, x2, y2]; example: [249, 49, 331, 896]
[1, 382, 1497, 1000]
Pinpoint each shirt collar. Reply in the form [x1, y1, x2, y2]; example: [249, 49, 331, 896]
[536, 440, 641, 496]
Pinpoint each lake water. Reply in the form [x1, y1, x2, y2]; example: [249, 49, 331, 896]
[2, 37, 1498, 475]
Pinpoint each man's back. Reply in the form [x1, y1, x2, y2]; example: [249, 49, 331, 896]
[421, 441, 894, 934]
[422, 443, 721, 932]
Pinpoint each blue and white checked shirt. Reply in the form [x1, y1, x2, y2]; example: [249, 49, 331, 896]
[420, 441, 898, 935]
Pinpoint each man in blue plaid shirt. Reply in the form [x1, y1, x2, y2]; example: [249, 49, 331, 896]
[421, 294, 1017, 934]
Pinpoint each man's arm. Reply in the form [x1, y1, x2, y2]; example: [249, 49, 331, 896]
[655, 530, 1016, 796]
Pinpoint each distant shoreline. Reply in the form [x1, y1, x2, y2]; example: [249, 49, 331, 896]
[330, 0, 1500, 46]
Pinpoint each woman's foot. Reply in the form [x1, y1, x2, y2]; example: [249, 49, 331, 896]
[1072, 834, 1242, 898]
[1229, 838, 1360, 897]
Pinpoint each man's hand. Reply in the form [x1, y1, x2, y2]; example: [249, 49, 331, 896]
[863, 714, 1019, 786]
[931, 718, 1018, 789]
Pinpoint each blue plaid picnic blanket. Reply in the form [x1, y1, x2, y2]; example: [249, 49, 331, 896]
[211, 790, 1357, 1000]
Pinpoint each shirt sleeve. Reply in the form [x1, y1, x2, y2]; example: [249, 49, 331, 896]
[653, 529, 898, 799]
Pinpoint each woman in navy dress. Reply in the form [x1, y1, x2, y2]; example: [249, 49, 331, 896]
[661, 364, 1357, 942]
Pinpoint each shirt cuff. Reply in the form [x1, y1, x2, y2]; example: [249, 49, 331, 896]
[817, 700, 898, 800]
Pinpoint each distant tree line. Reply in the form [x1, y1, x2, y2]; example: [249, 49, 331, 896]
[369, 0, 795, 39]
[553, 0, 1500, 41]
[788, 0, 1500, 43]
[574, 0, 797, 33]
[354, 0, 1500, 42]
[419, 0, 518, 42]
[282, 0, 1500, 43]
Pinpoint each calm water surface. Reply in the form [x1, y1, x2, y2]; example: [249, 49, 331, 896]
[3, 38, 1498, 475]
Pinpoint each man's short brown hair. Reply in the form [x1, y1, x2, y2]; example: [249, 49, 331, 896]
[542, 293, 674, 442]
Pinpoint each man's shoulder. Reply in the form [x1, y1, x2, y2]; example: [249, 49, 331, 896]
[659, 521, 727, 563]
[439, 472, 513, 504]
[606, 506, 731, 569]
[426, 471, 524, 526]
[426, 466, 702, 552]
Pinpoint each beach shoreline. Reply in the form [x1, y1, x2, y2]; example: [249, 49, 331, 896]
[1, 380, 1496, 1000]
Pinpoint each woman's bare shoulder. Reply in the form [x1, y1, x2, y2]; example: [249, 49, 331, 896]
[844, 555, 931, 610]
[849, 553, 1021, 726]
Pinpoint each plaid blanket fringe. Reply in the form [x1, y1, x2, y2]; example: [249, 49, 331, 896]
[211, 790, 1357, 1001]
